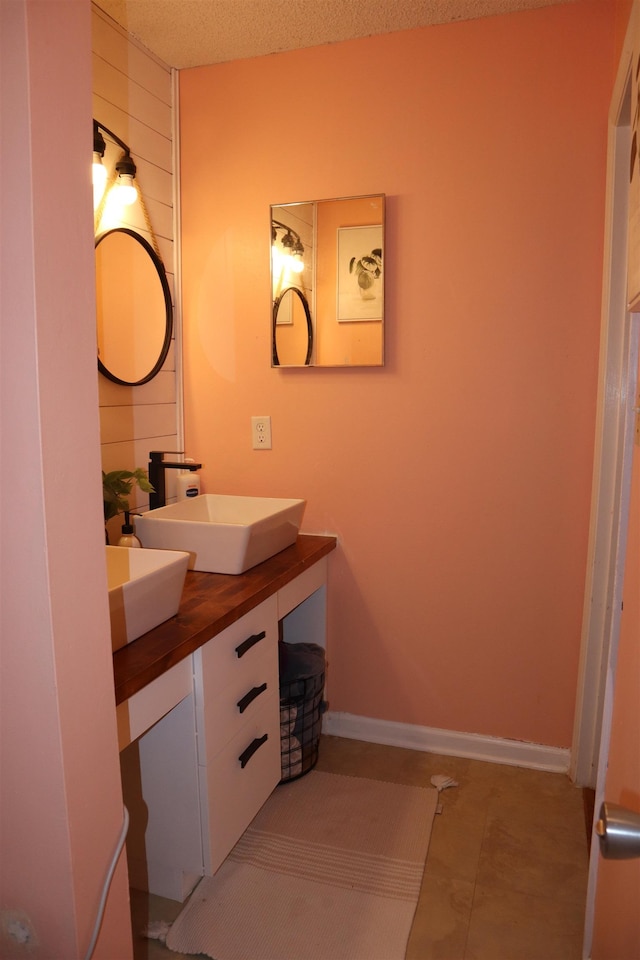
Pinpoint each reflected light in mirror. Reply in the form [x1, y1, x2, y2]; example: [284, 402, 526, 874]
[272, 221, 305, 286]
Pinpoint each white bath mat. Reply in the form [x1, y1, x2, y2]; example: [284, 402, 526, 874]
[165, 770, 438, 960]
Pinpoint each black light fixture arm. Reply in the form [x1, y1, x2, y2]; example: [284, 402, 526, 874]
[94, 119, 132, 158]
[272, 220, 302, 241]
[94, 119, 137, 181]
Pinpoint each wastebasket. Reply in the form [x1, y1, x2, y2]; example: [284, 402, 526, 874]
[279, 641, 325, 783]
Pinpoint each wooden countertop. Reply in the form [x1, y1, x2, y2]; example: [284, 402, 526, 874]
[112, 534, 337, 705]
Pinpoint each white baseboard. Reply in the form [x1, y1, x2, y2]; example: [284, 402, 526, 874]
[323, 711, 570, 774]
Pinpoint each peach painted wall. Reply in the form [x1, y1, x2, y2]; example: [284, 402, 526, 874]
[179, 2, 622, 749]
[0, 1, 132, 956]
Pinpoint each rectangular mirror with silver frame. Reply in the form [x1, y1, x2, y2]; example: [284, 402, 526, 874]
[271, 194, 385, 367]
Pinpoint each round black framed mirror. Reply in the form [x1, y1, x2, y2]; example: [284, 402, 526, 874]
[272, 286, 313, 366]
[95, 228, 173, 386]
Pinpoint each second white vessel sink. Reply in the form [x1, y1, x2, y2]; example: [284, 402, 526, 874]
[106, 545, 189, 651]
[134, 494, 306, 574]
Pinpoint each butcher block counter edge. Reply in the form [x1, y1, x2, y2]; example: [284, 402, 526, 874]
[112, 534, 337, 705]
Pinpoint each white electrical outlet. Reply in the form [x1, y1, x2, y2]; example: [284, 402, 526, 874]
[251, 415, 272, 449]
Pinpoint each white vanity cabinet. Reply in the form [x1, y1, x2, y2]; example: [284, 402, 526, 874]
[193, 595, 281, 875]
[115, 538, 335, 903]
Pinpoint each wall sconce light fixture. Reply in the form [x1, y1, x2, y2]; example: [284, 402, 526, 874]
[93, 119, 139, 211]
[93, 123, 108, 209]
[272, 220, 305, 274]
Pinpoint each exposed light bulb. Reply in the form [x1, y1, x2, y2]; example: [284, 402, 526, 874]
[92, 153, 107, 210]
[113, 173, 138, 206]
[113, 150, 138, 206]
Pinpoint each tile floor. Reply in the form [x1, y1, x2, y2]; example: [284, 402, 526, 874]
[129, 735, 589, 960]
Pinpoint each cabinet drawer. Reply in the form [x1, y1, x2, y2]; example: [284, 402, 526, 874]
[194, 595, 278, 760]
[196, 644, 278, 762]
[200, 692, 280, 875]
[196, 595, 278, 698]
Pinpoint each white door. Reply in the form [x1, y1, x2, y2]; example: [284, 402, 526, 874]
[585, 330, 640, 958]
[577, 7, 640, 954]
[571, 57, 635, 790]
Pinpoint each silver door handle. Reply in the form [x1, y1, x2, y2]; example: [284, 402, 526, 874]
[596, 802, 640, 859]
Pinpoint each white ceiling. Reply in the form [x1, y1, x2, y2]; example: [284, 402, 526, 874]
[94, 0, 576, 69]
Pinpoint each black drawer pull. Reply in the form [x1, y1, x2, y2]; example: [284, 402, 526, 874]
[239, 734, 268, 769]
[235, 630, 266, 658]
[237, 683, 268, 714]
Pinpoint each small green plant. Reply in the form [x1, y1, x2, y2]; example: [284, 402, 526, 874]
[103, 468, 154, 523]
[349, 248, 382, 292]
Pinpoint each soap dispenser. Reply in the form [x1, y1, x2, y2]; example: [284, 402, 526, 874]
[176, 458, 201, 501]
[118, 512, 142, 548]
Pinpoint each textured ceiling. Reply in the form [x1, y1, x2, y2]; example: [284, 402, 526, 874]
[94, 0, 575, 69]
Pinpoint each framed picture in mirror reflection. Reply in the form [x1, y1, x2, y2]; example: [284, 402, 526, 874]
[337, 225, 383, 322]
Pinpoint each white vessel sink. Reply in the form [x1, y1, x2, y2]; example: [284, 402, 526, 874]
[106, 545, 190, 652]
[134, 494, 306, 574]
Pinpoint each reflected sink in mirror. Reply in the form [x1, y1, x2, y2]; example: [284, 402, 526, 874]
[134, 494, 306, 575]
[106, 545, 190, 652]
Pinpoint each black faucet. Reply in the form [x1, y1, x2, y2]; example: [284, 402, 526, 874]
[148, 451, 202, 510]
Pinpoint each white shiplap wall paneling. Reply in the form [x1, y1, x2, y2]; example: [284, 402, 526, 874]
[100, 402, 178, 446]
[93, 2, 179, 496]
[92, 10, 172, 106]
[92, 55, 171, 138]
[98, 370, 177, 409]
